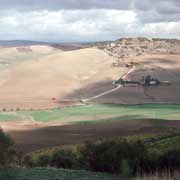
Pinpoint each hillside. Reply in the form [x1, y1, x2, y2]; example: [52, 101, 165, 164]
[3, 104, 180, 152]
[87, 54, 180, 104]
[0, 40, 89, 50]
[0, 40, 47, 46]
[96, 38, 180, 58]
[0, 38, 180, 109]
[0, 39, 180, 110]
[0, 48, 123, 109]
[0, 45, 62, 69]
[83, 38, 180, 104]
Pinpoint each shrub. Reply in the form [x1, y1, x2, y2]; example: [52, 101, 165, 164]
[50, 149, 78, 169]
[21, 136, 180, 176]
[22, 155, 34, 167]
[79, 139, 147, 175]
[0, 129, 15, 166]
[159, 149, 180, 170]
[36, 154, 50, 167]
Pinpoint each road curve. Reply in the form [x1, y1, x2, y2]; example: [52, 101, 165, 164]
[82, 66, 136, 103]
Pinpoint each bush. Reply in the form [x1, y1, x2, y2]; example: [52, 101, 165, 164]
[50, 149, 78, 169]
[36, 154, 50, 167]
[22, 155, 34, 167]
[139, 150, 160, 173]
[21, 137, 180, 177]
[0, 129, 16, 166]
[159, 149, 180, 170]
[79, 139, 147, 175]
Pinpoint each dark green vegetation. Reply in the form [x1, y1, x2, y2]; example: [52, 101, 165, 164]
[0, 104, 180, 123]
[0, 168, 119, 180]
[21, 132, 180, 176]
[1, 104, 180, 179]
[2, 128, 180, 179]
[0, 129, 16, 166]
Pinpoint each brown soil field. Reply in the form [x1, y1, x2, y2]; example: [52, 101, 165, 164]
[3, 119, 180, 152]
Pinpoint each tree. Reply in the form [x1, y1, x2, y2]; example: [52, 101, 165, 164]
[50, 149, 77, 169]
[0, 129, 15, 166]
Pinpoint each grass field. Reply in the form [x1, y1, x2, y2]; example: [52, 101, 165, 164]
[0, 168, 119, 180]
[0, 104, 180, 123]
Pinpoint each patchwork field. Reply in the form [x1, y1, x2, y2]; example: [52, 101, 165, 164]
[0, 104, 180, 152]
[0, 41, 180, 154]
[0, 104, 180, 124]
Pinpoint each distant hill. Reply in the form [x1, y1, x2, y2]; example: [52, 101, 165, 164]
[0, 40, 47, 46]
[0, 40, 90, 51]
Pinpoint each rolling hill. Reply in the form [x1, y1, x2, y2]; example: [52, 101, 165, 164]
[0, 47, 124, 109]
[0, 39, 179, 109]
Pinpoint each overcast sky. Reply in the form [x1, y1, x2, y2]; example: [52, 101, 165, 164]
[0, 0, 180, 42]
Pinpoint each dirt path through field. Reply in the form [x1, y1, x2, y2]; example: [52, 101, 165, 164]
[82, 66, 136, 102]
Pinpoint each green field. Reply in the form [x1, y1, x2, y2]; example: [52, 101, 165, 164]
[0, 104, 180, 123]
[0, 168, 119, 180]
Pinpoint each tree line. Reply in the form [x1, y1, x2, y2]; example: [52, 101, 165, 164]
[1, 129, 180, 177]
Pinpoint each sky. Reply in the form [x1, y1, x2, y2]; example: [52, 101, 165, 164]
[0, 0, 180, 42]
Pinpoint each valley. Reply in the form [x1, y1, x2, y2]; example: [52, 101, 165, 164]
[0, 38, 180, 153]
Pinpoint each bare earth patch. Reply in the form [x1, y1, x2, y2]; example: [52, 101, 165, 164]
[1, 119, 180, 152]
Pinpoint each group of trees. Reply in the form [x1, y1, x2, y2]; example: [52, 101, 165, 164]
[2, 129, 180, 177]
[0, 129, 17, 166]
[22, 138, 180, 177]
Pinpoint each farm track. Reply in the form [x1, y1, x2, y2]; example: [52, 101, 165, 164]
[82, 66, 136, 102]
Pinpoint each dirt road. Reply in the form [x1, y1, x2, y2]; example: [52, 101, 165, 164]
[82, 66, 136, 102]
